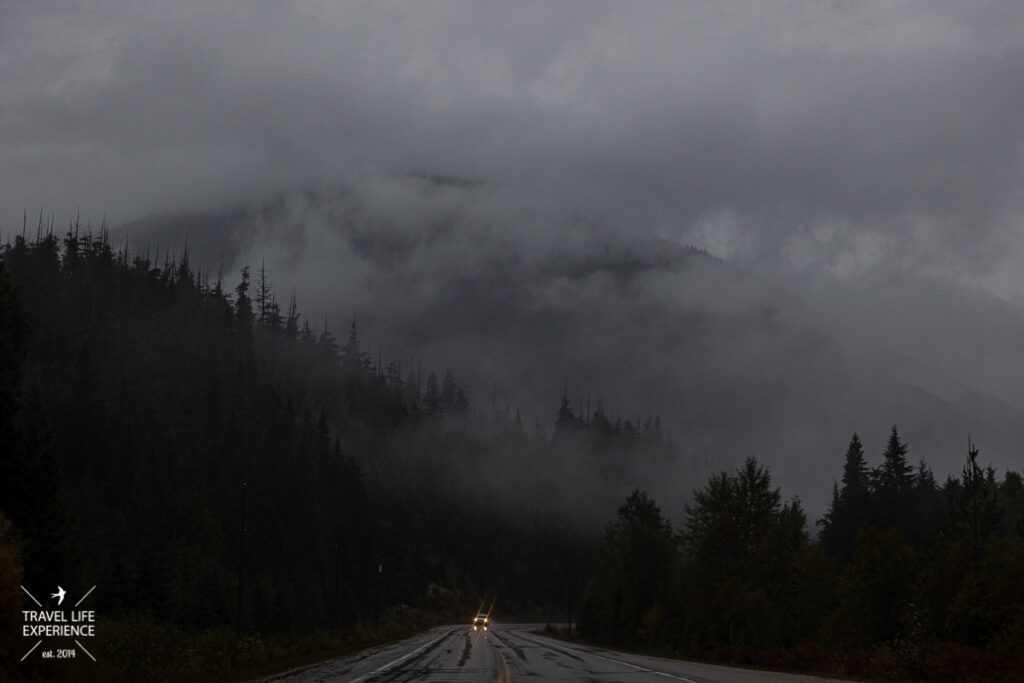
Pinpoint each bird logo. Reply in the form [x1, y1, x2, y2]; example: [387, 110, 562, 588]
[51, 586, 66, 606]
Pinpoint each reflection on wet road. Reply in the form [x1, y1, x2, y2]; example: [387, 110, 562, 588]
[265, 623, 851, 682]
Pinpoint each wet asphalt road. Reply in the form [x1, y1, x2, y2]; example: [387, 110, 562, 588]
[262, 623, 851, 682]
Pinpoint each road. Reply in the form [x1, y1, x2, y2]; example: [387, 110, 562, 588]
[262, 623, 851, 682]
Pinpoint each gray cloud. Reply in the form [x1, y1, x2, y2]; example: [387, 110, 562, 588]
[218, 177, 1024, 517]
[5, 1, 1024, 514]
[3, 1, 1023, 289]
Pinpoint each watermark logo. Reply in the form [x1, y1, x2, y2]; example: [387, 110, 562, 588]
[20, 584, 97, 662]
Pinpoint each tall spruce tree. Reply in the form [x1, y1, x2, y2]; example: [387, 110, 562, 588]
[820, 433, 871, 563]
[958, 442, 1003, 559]
[235, 266, 254, 333]
[423, 372, 441, 416]
[871, 426, 914, 531]
[878, 425, 914, 493]
[341, 318, 363, 377]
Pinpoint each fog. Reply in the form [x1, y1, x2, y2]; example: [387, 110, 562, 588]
[4, 1, 1024, 518]
[116, 175, 1024, 519]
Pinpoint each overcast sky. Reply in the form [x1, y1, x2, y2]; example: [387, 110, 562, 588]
[2, 1, 1024, 298]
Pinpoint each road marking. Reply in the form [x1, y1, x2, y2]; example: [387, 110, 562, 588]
[349, 628, 453, 683]
[509, 629, 699, 683]
[486, 635, 512, 683]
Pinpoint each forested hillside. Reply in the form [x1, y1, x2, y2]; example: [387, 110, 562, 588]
[0, 226, 674, 679]
[119, 181, 1024, 521]
[3, 224, 1024, 682]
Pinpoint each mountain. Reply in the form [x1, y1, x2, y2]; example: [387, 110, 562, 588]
[112, 177, 1024, 517]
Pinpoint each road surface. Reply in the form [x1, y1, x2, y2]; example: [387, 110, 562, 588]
[262, 623, 851, 682]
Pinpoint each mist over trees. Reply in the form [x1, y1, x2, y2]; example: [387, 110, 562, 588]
[0, 225, 677, 676]
[2, 222, 1023, 681]
[115, 180, 1024, 520]
[4, 3, 1024, 681]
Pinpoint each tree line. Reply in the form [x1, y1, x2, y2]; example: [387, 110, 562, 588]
[6, 221, 1018, 680]
[579, 428, 1024, 680]
[0, 224, 678, 676]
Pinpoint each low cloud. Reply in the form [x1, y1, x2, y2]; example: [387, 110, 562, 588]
[2, 2, 1023, 295]
[5, 2, 1024, 514]
[220, 176, 1024, 517]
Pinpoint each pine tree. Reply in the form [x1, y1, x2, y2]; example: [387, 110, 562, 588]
[384, 361, 403, 388]
[556, 392, 576, 430]
[842, 432, 870, 496]
[959, 442, 1003, 559]
[341, 318, 362, 376]
[319, 318, 340, 363]
[579, 490, 675, 645]
[423, 372, 441, 416]
[300, 316, 315, 344]
[840, 433, 870, 527]
[255, 260, 282, 328]
[820, 433, 871, 563]
[680, 458, 807, 647]
[256, 259, 270, 324]
[235, 266, 254, 330]
[285, 289, 300, 340]
[454, 385, 470, 414]
[877, 426, 914, 493]
[870, 426, 916, 536]
[0, 260, 26, 434]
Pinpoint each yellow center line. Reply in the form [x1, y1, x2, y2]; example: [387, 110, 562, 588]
[487, 634, 512, 683]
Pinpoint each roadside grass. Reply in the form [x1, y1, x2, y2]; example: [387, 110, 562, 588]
[535, 625, 1024, 682]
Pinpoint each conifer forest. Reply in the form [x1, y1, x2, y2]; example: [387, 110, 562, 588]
[4, 3, 1024, 681]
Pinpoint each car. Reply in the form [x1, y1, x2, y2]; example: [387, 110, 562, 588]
[472, 613, 489, 631]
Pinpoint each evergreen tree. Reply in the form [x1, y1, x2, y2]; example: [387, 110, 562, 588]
[0, 259, 26, 437]
[820, 433, 872, 563]
[300, 316, 315, 344]
[319, 318, 340, 363]
[842, 432, 870, 495]
[285, 289, 300, 339]
[877, 425, 914, 494]
[579, 490, 675, 645]
[555, 392, 577, 432]
[823, 525, 917, 646]
[341, 318, 362, 377]
[423, 372, 441, 416]
[0, 237, 599, 657]
[383, 361, 402, 387]
[454, 385, 470, 414]
[679, 458, 807, 647]
[872, 425, 914, 531]
[235, 266, 254, 331]
[256, 259, 279, 327]
[958, 442, 1003, 559]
